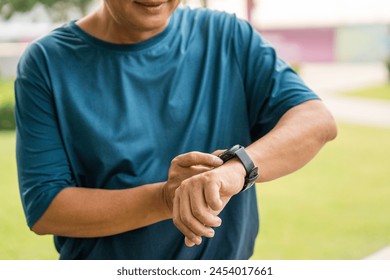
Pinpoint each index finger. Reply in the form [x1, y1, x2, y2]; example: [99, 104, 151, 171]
[173, 152, 223, 168]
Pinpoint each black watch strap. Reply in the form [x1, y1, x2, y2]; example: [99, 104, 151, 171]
[218, 145, 259, 192]
[235, 147, 255, 176]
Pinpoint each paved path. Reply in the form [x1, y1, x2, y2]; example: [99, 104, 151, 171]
[322, 96, 390, 129]
[364, 246, 390, 260]
[300, 63, 390, 129]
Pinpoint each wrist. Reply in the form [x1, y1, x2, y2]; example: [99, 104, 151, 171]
[218, 145, 259, 192]
[159, 182, 173, 219]
[223, 159, 247, 194]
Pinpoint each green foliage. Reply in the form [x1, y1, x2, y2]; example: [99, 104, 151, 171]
[342, 83, 390, 101]
[0, 104, 15, 130]
[290, 63, 301, 74]
[0, 78, 15, 130]
[0, 0, 93, 21]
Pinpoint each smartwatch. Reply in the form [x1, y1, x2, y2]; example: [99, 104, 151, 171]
[218, 145, 259, 192]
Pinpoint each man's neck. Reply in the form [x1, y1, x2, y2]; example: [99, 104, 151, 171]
[76, 7, 169, 44]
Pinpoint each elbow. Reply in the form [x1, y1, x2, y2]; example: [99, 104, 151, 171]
[31, 219, 51, 236]
[31, 224, 47, 236]
[323, 110, 338, 143]
[329, 120, 338, 141]
[312, 99, 338, 144]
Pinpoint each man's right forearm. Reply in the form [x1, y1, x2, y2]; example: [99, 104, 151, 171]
[31, 182, 171, 237]
[31, 152, 224, 238]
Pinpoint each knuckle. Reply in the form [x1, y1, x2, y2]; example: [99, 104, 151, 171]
[174, 187, 182, 197]
[169, 171, 179, 181]
[192, 206, 204, 219]
[172, 215, 180, 226]
[180, 179, 191, 190]
[186, 152, 196, 163]
[171, 157, 179, 166]
[181, 214, 191, 225]
[203, 171, 216, 183]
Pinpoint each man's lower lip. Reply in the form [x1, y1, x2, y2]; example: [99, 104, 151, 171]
[135, 2, 166, 9]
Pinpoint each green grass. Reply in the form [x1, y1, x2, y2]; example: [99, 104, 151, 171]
[342, 83, 390, 101]
[0, 131, 58, 259]
[252, 123, 390, 259]
[1, 124, 390, 259]
[0, 78, 16, 130]
[0, 78, 14, 106]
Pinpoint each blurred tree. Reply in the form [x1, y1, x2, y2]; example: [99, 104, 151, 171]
[0, 0, 93, 21]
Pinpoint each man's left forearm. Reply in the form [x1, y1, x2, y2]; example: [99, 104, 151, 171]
[246, 99, 337, 183]
[171, 99, 337, 246]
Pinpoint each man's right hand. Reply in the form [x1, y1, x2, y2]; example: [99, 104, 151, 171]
[162, 152, 224, 213]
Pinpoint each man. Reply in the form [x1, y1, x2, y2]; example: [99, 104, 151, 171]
[15, 0, 337, 259]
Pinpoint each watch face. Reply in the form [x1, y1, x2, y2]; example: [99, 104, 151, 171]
[218, 151, 234, 162]
[218, 145, 242, 163]
[218, 145, 258, 192]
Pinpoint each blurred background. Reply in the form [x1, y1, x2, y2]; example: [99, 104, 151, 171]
[0, 0, 389, 259]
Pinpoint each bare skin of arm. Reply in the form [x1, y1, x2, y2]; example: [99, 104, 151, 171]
[31, 152, 224, 237]
[172, 99, 338, 246]
[33, 99, 337, 243]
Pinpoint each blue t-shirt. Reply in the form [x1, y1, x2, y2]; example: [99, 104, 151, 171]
[15, 7, 318, 259]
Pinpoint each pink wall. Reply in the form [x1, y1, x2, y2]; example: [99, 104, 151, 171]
[259, 28, 336, 63]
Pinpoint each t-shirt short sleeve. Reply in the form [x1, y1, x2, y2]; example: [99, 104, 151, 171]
[15, 42, 74, 228]
[231, 18, 319, 141]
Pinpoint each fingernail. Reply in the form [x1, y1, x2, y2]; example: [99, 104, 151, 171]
[208, 230, 215, 238]
[213, 156, 224, 165]
[194, 237, 202, 245]
[185, 237, 195, 247]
